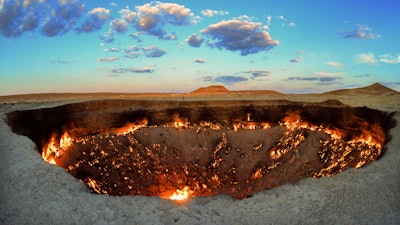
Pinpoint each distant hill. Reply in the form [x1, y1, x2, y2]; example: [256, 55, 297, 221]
[324, 83, 398, 95]
[191, 85, 229, 94]
[230, 90, 282, 95]
[190, 85, 282, 95]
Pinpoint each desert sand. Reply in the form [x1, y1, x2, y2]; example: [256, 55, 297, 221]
[0, 83, 399, 224]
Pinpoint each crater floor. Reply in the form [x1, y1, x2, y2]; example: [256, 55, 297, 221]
[1, 94, 399, 224]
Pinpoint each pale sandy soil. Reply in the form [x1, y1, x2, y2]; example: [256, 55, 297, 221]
[0, 87, 399, 224]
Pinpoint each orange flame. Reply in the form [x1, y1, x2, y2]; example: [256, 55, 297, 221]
[42, 131, 74, 165]
[113, 118, 148, 134]
[169, 186, 192, 201]
[173, 119, 189, 129]
[159, 186, 193, 202]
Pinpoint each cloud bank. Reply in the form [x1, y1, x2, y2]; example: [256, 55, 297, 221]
[42, 1, 86, 37]
[1, 1, 281, 59]
[0, 1, 197, 40]
[0, 0, 86, 37]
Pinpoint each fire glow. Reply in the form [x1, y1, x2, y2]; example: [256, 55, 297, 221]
[164, 186, 193, 202]
[6, 100, 391, 202]
[41, 111, 388, 201]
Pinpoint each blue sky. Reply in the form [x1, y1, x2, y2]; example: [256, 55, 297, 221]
[0, 0, 399, 95]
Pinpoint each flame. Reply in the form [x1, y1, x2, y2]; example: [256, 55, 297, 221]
[244, 122, 257, 129]
[261, 122, 271, 129]
[113, 118, 148, 134]
[199, 121, 221, 130]
[60, 132, 73, 149]
[283, 111, 301, 123]
[85, 177, 107, 194]
[173, 119, 189, 129]
[247, 113, 252, 122]
[42, 131, 73, 165]
[167, 186, 193, 202]
[171, 113, 189, 129]
[42, 134, 58, 164]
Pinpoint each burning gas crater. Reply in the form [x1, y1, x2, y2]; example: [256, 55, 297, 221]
[7, 100, 392, 201]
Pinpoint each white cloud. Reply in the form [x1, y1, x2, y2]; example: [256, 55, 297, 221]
[111, 67, 154, 74]
[288, 72, 342, 84]
[110, 19, 128, 33]
[185, 33, 203, 47]
[123, 45, 166, 58]
[326, 61, 343, 67]
[266, 15, 272, 26]
[104, 48, 119, 52]
[134, 2, 196, 39]
[201, 19, 279, 56]
[119, 8, 136, 23]
[244, 70, 271, 79]
[338, 25, 380, 39]
[277, 15, 285, 20]
[193, 58, 205, 63]
[76, 7, 110, 33]
[89, 8, 110, 20]
[98, 57, 119, 63]
[290, 57, 301, 63]
[379, 54, 400, 64]
[356, 52, 377, 65]
[201, 9, 229, 17]
[141, 46, 166, 58]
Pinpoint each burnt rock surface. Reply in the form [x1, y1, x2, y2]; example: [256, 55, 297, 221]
[6, 99, 393, 199]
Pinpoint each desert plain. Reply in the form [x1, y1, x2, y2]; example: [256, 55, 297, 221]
[0, 83, 399, 225]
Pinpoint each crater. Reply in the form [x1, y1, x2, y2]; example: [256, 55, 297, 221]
[6, 99, 393, 201]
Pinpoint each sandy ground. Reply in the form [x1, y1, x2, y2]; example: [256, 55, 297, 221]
[0, 92, 399, 225]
